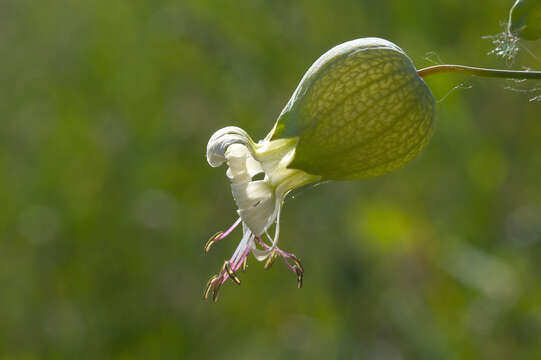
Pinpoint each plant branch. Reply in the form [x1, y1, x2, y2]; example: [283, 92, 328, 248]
[418, 64, 541, 80]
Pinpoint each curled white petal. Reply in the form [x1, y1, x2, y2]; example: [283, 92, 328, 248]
[206, 126, 255, 167]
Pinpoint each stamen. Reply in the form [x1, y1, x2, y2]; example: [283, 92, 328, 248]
[221, 218, 242, 239]
[212, 281, 222, 303]
[257, 235, 305, 288]
[223, 261, 241, 285]
[264, 251, 278, 270]
[232, 246, 251, 273]
[296, 268, 303, 288]
[257, 235, 271, 249]
[202, 274, 224, 302]
[263, 233, 297, 272]
[289, 254, 304, 274]
[204, 218, 242, 253]
[204, 232, 223, 253]
[203, 275, 220, 300]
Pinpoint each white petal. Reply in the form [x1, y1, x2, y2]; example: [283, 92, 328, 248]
[254, 138, 297, 185]
[225, 144, 252, 183]
[232, 181, 277, 235]
[245, 156, 264, 178]
[225, 144, 264, 184]
[238, 200, 276, 235]
[231, 180, 273, 209]
[251, 206, 281, 261]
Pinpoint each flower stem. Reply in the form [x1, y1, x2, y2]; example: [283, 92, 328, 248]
[418, 64, 541, 80]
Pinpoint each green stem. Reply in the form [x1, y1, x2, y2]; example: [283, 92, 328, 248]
[418, 64, 541, 80]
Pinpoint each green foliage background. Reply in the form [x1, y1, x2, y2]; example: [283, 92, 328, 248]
[1, 0, 541, 358]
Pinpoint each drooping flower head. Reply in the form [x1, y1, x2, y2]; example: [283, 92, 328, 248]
[203, 38, 435, 301]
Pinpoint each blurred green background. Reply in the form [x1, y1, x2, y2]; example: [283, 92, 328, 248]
[2, 0, 541, 358]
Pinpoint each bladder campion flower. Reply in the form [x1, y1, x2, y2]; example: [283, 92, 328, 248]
[203, 37, 541, 302]
[203, 38, 434, 301]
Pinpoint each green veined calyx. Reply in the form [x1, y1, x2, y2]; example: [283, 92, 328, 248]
[268, 37, 435, 181]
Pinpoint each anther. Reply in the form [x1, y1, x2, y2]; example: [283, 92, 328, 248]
[289, 254, 304, 274]
[211, 277, 223, 302]
[212, 284, 221, 303]
[264, 252, 278, 270]
[204, 232, 223, 253]
[241, 258, 248, 272]
[295, 267, 303, 289]
[203, 275, 219, 300]
[224, 261, 241, 285]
